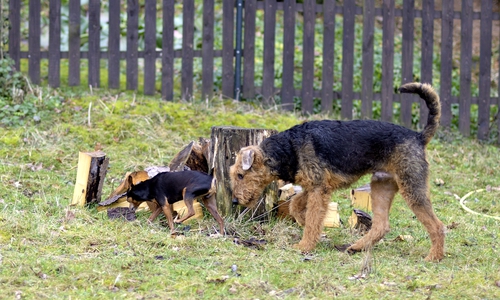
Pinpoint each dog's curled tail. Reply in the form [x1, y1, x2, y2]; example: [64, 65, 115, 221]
[399, 82, 441, 145]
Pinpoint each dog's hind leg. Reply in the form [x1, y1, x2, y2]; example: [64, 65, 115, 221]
[293, 188, 330, 252]
[289, 191, 308, 226]
[399, 182, 445, 261]
[348, 172, 398, 253]
[175, 188, 195, 224]
[201, 193, 225, 234]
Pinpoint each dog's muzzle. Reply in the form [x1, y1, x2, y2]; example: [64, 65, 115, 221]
[232, 198, 240, 206]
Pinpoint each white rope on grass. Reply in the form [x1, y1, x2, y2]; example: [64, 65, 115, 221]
[459, 189, 500, 221]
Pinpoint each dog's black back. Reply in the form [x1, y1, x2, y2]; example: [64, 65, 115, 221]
[127, 171, 213, 206]
[261, 120, 421, 182]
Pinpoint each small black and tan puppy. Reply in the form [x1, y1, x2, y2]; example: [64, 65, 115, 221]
[126, 170, 224, 234]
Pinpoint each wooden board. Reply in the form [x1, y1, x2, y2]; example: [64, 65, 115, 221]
[348, 184, 372, 228]
[71, 151, 108, 206]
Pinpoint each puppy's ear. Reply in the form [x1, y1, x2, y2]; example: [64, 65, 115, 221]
[127, 174, 135, 188]
[241, 149, 254, 171]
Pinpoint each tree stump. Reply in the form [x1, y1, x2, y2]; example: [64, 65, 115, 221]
[210, 126, 278, 220]
[71, 151, 109, 206]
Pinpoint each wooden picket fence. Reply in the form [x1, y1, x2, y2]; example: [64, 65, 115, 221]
[6, 0, 500, 141]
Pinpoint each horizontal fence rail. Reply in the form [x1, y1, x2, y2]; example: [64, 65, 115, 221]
[5, 0, 500, 142]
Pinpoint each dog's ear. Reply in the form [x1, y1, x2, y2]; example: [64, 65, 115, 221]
[241, 149, 254, 171]
[127, 174, 135, 188]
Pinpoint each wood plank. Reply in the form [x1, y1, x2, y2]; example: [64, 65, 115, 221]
[29, 0, 41, 84]
[202, 0, 215, 101]
[243, 0, 257, 100]
[68, 0, 81, 86]
[400, 0, 414, 128]
[49, 0, 61, 87]
[143, 0, 157, 95]
[281, 0, 296, 110]
[459, 0, 473, 137]
[381, 0, 395, 122]
[126, 0, 139, 91]
[162, 0, 175, 100]
[88, 0, 100, 88]
[182, 0, 195, 100]
[439, 0, 454, 127]
[341, 0, 355, 119]
[108, 0, 121, 89]
[419, 0, 434, 128]
[8, 0, 21, 71]
[478, 0, 492, 140]
[321, 0, 335, 113]
[262, 0, 277, 105]
[361, 0, 375, 119]
[301, 0, 315, 114]
[222, 0, 234, 99]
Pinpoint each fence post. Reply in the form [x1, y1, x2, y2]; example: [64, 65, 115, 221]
[234, 0, 244, 101]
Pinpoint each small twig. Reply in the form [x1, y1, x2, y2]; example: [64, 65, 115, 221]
[87, 102, 92, 127]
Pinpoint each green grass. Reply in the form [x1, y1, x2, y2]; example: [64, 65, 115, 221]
[0, 86, 499, 299]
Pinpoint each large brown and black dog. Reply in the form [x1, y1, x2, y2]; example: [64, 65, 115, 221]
[230, 82, 445, 261]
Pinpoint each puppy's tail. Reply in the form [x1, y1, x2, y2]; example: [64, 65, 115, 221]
[398, 82, 441, 146]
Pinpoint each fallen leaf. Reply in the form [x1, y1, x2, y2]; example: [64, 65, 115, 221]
[434, 178, 445, 186]
[207, 275, 229, 284]
[233, 237, 267, 249]
[393, 235, 413, 242]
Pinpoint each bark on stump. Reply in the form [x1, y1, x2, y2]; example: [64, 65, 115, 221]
[210, 126, 278, 220]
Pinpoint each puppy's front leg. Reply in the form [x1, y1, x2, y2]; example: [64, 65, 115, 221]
[161, 202, 176, 235]
[148, 206, 162, 223]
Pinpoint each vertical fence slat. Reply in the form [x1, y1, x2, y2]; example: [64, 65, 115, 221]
[127, 0, 139, 91]
[222, 0, 234, 99]
[68, 0, 80, 86]
[108, 0, 121, 89]
[202, 0, 215, 101]
[341, 0, 355, 119]
[419, 0, 434, 128]
[439, 0, 453, 127]
[478, 0, 492, 140]
[49, 0, 61, 87]
[243, 0, 256, 100]
[381, 0, 395, 122]
[162, 0, 174, 100]
[281, 0, 295, 110]
[144, 0, 157, 95]
[321, 0, 335, 114]
[88, 0, 100, 88]
[400, 0, 414, 128]
[459, 0, 473, 137]
[29, 0, 41, 84]
[8, 0, 21, 71]
[182, 0, 195, 100]
[301, 0, 315, 114]
[498, 27, 500, 144]
[361, 0, 374, 119]
[262, 0, 276, 105]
